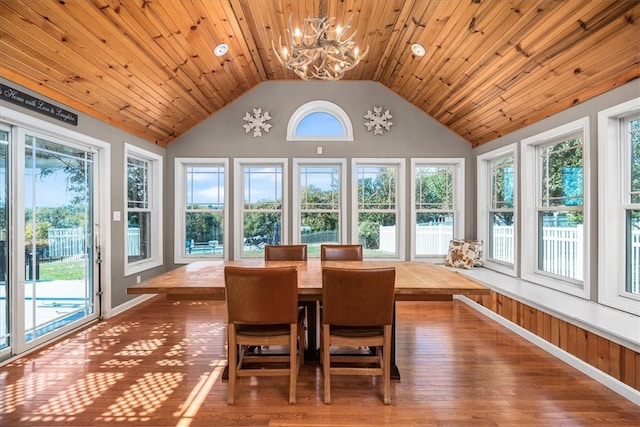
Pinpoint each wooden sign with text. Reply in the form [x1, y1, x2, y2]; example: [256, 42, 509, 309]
[1, 84, 78, 126]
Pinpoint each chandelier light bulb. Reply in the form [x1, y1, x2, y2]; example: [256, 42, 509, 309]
[272, 12, 368, 80]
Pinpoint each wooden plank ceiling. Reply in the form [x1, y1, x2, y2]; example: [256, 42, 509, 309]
[1, 0, 638, 147]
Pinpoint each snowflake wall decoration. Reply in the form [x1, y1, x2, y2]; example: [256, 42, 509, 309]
[242, 107, 272, 138]
[364, 106, 393, 135]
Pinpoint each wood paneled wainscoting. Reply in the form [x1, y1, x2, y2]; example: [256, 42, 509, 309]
[464, 291, 640, 393]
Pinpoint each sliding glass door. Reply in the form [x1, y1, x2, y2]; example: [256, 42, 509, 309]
[0, 126, 8, 357]
[17, 129, 98, 352]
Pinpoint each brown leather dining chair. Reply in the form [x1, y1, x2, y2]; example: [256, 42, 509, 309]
[264, 244, 311, 353]
[321, 266, 396, 405]
[264, 244, 308, 261]
[320, 244, 363, 261]
[224, 266, 305, 404]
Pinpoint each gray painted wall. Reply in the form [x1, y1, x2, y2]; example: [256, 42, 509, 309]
[5, 75, 634, 312]
[472, 79, 640, 301]
[0, 77, 166, 309]
[165, 80, 473, 269]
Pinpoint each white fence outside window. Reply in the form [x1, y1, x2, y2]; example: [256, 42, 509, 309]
[415, 224, 453, 255]
[380, 224, 453, 255]
[382, 224, 640, 293]
[492, 225, 584, 280]
[46, 228, 86, 260]
[48, 228, 141, 258]
[127, 228, 141, 256]
[630, 231, 640, 294]
[49, 225, 639, 293]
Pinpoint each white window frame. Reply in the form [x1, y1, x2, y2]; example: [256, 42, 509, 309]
[233, 158, 288, 259]
[410, 158, 465, 261]
[1, 105, 111, 351]
[598, 98, 640, 314]
[124, 143, 163, 275]
[477, 144, 518, 276]
[287, 100, 354, 142]
[174, 158, 229, 264]
[292, 158, 347, 248]
[521, 117, 590, 298]
[351, 158, 405, 260]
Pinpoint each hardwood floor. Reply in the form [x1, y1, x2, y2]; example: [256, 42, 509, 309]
[1, 296, 637, 426]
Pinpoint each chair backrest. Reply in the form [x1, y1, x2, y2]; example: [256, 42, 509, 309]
[320, 244, 363, 261]
[322, 267, 395, 326]
[225, 266, 298, 324]
[264, 244, 308, 261]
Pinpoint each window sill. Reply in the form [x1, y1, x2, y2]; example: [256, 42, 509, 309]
[125, 259, 163, 277]
[451, 266, 640, 352]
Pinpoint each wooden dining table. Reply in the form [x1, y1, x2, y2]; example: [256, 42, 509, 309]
[127, 260, 490, 379]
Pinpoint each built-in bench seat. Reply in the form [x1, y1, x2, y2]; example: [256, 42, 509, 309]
[446, 266, 639, 404]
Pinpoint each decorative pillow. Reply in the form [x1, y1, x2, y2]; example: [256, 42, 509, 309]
[444, 239, 483, 269]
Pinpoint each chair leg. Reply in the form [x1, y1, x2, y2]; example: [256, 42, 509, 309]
[322, 326, 331, 404]
[289, 324, 297, 404]
[383, 325, 391, 405]
[227, 324, 237, 405]
[298, 327, 305, 371]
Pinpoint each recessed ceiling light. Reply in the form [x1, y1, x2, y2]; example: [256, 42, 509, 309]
[214, 43, 228, 57]
[411, 43, 426, 57]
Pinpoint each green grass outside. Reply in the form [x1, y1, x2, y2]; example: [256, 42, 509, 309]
[38, 260, 86, 281]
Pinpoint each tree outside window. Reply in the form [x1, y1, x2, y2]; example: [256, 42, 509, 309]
[241, 165, 283, 257]
[184, 165, 224, 256]
[127, 156, 151, 263]
[489, 155, 515, 264]
[414, 165, 455, 256]
[299, 164, 341, 250]
[537, 135, 584, 281]
[625, 116, 640, 294]
[355, 164, 399, 257]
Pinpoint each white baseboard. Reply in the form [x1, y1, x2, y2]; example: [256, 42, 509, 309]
[456, 295, 640, 406]
[108, 294, 156, 319]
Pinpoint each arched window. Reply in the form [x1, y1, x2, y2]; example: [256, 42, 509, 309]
[287, 100, 353, 141]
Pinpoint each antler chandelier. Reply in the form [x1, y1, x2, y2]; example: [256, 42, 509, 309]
[272, 1, 368, 81]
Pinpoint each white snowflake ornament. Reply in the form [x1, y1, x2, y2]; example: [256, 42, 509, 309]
[364, 106, 393, 135]
[243, 107, 272, 138]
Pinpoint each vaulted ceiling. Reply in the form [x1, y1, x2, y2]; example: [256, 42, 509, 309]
[1, 0, 638, 147]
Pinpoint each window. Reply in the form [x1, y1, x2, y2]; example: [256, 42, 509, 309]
[352, 159, 405, 259]
[410, 158, 465, 260]
[234, 159, 287, 258]
[477, 144, 517, 274]
[125, 143, 163, 274]
[598, 99, 640, 314]
[174, 158, 228, 263]
[287, 101, 353, 141]
[0, 125, 9, 356]
[293, 159, 346, 254]
[626, 114, 640, 296]
[521, 118, 589, 298]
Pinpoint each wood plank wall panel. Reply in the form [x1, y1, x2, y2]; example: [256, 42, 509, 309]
[466, 291, 640, 391]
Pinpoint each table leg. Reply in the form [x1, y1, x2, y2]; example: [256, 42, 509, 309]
[302, 301, 319, 361]
[391, 302, 400, 380]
